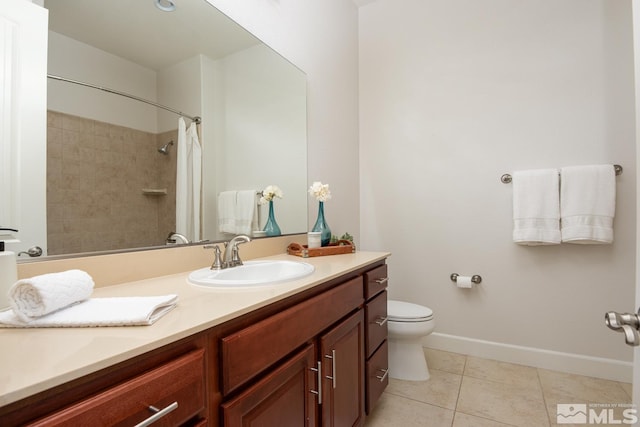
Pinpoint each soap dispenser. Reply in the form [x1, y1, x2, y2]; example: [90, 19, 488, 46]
[0, 240, 18, 311]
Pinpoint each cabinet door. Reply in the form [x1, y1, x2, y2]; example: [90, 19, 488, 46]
[222, 343, 318, 427]
[319, 310, 365, 427]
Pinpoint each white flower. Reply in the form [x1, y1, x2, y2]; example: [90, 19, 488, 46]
[259, 185, 283, 204]
[308, 181, 331, 202]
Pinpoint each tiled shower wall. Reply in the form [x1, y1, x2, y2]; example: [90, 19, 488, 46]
[46, 111, 177, 255]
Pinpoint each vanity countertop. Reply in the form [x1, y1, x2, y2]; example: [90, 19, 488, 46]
[0, 251, 389, 407]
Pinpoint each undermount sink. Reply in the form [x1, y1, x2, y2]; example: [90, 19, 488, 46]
[188, 260, 315, 288]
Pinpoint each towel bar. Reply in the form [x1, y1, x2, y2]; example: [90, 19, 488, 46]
[500, 164, 623, 184]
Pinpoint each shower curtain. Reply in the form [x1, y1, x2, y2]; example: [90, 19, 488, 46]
[175, 117, 202, 242]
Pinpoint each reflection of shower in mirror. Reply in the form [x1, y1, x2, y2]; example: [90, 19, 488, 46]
[158, 140, 174, 155]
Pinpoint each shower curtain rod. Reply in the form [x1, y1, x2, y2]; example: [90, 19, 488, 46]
[47, 74, 202, 124]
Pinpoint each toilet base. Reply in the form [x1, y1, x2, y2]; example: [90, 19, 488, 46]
[388, 338, 430, 381]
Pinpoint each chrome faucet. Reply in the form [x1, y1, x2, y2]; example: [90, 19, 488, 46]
[166, 232, 189, 245]
[223, 235, 251, 268]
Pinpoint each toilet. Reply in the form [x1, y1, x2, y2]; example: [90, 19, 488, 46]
[387, 300, 435, 381]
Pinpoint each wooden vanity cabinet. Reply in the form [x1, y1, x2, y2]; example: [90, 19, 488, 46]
[218, 276, 366, 427]
[363, 264, 389, 414]
[0, 259, 388, 427]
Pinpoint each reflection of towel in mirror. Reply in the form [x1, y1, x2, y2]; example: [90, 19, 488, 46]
[218, 191, 237, 234]
[235, 190, 258, 235]
[218, 190, 258, 235]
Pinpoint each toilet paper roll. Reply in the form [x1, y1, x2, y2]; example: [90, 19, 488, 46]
[456, 275, 474, 289]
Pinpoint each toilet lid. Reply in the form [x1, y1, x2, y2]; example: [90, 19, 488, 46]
[387, 300, 433, 321]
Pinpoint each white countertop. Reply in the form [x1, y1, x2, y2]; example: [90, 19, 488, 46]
[0, 251, 389, 407]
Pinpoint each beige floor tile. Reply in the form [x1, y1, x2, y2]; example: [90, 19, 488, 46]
[620, 382, 632, 400]
[386, 369, 462, 410]
[464, 356, 541, 390]
[538, 369, 631, 405]
[452, 411, 517, 427]
[365, 392, 455, 427]
[424, 348, 467, 375]
[457, 376, 549, 427]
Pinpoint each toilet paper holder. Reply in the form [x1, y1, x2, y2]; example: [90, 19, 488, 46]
[450, 273, 482, 284]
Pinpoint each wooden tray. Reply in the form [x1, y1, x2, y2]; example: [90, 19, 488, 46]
[287, 240, 355, 258]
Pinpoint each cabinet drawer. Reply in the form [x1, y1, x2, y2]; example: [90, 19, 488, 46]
[366, 340, 389, 415]
[29, 349, 206, 427]
[366, 290, 387, 358]
[364, 265, 388, 300]
[222, 277, 364, 395]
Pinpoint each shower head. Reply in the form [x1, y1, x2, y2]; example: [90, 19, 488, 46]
[158, 140, 174, 155]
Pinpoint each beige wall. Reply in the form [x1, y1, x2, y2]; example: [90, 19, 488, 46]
[359, 0, 636, 377]
[46, 111, 177, 254]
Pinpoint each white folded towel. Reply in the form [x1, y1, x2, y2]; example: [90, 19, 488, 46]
[217, 190, 257, 235]
[512, 169, 561, 245]
[560, 164, 616, 244]
[0, 294, 178, 328]
[9, 269, 94, 322]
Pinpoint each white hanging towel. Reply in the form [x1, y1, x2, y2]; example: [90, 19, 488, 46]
[512, 169, 561, 245]
[218, 191, 238, 234]
[560, 164, 616, 244]
[175, 118, 202, 242]
[235, 190, 258, 235]
[217, 190, 257, 235]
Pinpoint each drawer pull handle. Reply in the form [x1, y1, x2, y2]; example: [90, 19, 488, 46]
[374, 316, 388, 326]
[374, 277, 389, 285]
[325, 349, 337, 389]
[310, 361, 322, 404]
[376, 368, 389, 382]
[134, 401, 178, 427]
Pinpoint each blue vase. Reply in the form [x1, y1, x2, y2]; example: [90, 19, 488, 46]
[312, 201, 331, 246]
[263, 200, 281, 236]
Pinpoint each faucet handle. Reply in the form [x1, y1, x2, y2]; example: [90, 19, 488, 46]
[204, 244, 223, 270]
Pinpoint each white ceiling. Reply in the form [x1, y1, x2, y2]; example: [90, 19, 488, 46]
[44, 0, 261, 70]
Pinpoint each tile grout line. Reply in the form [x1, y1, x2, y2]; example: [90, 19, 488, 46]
[536, 367, 554, 426]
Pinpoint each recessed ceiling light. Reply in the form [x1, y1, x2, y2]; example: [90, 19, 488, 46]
[155, 0, 176, 12]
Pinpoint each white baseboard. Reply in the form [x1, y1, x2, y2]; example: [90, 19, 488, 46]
[424, 332, 633, 383]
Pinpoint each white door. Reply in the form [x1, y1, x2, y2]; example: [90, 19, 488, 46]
[0, 0, 48, 256]
[634, 0, 640, 410]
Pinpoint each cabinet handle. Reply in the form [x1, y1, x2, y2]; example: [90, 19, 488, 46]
[134, 402, 178, 427]
[374, 316, 388, 326]
[376, 368, 389, 382]
[374, 277, 389, 285]
[310, 361, 322, 404]
[324, 350, 337, 389]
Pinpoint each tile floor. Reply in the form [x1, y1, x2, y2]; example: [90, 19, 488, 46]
[365, 348, 633, 427]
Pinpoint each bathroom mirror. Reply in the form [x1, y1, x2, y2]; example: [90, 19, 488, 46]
[33, 0, 307, 258]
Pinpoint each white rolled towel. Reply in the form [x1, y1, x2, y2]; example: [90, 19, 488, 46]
[9, 269, 94, 322]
